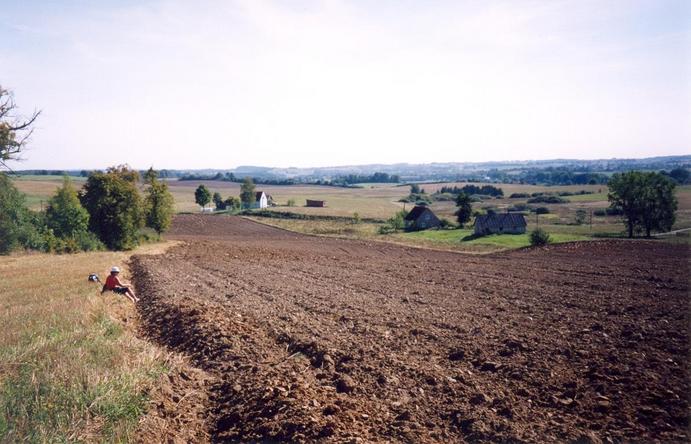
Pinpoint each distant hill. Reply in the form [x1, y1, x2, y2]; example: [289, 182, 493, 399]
[13, 155, 691, 185]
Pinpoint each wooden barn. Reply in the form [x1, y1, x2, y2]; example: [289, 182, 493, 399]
[474, 213, 527, 235]
[404, 206, 441, 231]
[306, 199, 326, 207]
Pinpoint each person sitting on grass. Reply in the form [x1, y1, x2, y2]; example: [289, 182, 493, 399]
[102, 266, 139, 303]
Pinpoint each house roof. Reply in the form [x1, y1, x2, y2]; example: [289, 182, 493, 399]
[404, 205, 433, 221]
[475, 213, 527, 228]
[255, 191, 265, 200]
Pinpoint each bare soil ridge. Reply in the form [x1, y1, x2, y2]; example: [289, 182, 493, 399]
[132, 214, 689, 442]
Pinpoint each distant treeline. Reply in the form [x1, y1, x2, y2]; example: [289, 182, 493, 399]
[326, 172, 400, 185]
[438, 184, 504, 197]
[178, 171, 399, 187]
[481, 168, 609, 185]
[179, 172, 296, 185]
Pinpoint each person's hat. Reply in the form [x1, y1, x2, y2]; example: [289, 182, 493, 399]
[111, 266, 120, 273]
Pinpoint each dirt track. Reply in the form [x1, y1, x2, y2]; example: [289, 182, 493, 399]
[132, 214, 689, 442]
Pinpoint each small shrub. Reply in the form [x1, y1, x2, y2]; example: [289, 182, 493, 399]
[527, 195, 568, 204]
[509, 193, 530, 198]
[352, 212, 361, 224]
[439, 218, 454, 229]
[575, 209, 587, 225]
[533, 207, 550, 215]
[378, 225, 395, 234]
[530, 228, 551, 246]
[287, 198, 296, 207]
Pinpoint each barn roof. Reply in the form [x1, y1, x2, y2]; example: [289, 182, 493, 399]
[475, 213, 527, 228]
[405, 205, 433, 221]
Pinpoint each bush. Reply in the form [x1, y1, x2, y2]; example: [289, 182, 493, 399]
[527, 195, 568, 204]
[593, 207, 623, 216]
[509, 193, 530, 198]
[439, 218, 454, 229]
[529, 228, 551, 246]
[378, 225, 395, 234]
[507, 203, 529, 212]
[533, 206, 550, 214]
[287, 198, 296, 207]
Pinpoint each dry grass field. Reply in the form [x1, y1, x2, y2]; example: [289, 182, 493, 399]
[0, 242, 204, 442]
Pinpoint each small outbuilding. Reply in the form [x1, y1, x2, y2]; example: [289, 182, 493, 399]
[474, 213, 527, 235]
[404, 206, 441, 231]
[306, 199, 326, 207]
[253, 191, 269, 209]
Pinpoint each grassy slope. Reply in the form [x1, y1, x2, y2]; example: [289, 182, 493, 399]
[0, 243, 176, 442]
[396, 228, 589, 250]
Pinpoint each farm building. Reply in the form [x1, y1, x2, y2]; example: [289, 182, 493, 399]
[404, 206, 441, 231]
[306, 199, 326, 207]
[253, 191, 269, 209]
[474, 213, 527, 235]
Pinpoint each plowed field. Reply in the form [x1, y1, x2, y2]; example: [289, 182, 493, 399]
[132, 214, 689, 442]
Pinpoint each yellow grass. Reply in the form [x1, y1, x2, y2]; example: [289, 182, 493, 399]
[0, 242, 179, 442]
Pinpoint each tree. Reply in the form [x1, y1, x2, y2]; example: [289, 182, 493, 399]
[410, 183, 421, 194]
[80, 166, 144, 250]
[224, 196, 241, 210]
[144, 168, 174, 235]
[669, 168, 689, 185]
[212, 192, 225, 210]
[45, 176, 89, 238]
[574, 209, 587, 225]
[194, 184, 211, 208]
[240, 177, 256, 208]
[530, 228, 551, 246]
[608, 171, 677, 238]
[454, 192, 473, 227]
[0, 173, 31, 253]
[640, 173, 677, 237]
[0, 86, 40, 170]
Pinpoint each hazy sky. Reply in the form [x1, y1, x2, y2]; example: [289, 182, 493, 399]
[1, 0, 689, 169]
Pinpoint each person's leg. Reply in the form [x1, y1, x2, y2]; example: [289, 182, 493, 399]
[115, 287, 136, 303]
[125, 287, 139, 302]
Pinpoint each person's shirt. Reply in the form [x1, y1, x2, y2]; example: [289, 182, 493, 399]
[104, 274, 122, 290]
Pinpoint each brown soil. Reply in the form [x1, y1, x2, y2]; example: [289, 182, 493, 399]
[132, 214, 689, 442]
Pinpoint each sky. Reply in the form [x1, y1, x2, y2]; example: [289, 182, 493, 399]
[1, 0, 689, 170]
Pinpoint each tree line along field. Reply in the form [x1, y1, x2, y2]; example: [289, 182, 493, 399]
[11, 176, 691, 253]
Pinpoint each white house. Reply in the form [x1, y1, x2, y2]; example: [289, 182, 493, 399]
[253, 191, 268, 209]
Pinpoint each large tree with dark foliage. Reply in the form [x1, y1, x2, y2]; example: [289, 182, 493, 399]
[144, 168, 174, 235]
[240, 177, 256, 208]
[0, 86, 40, 170]
[668, 168, 689, 185]
[194, 184, 211, 208]
[80, 166, 144, 250]
[454, 192, 473, 227]
[608, 171, 677, 237]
